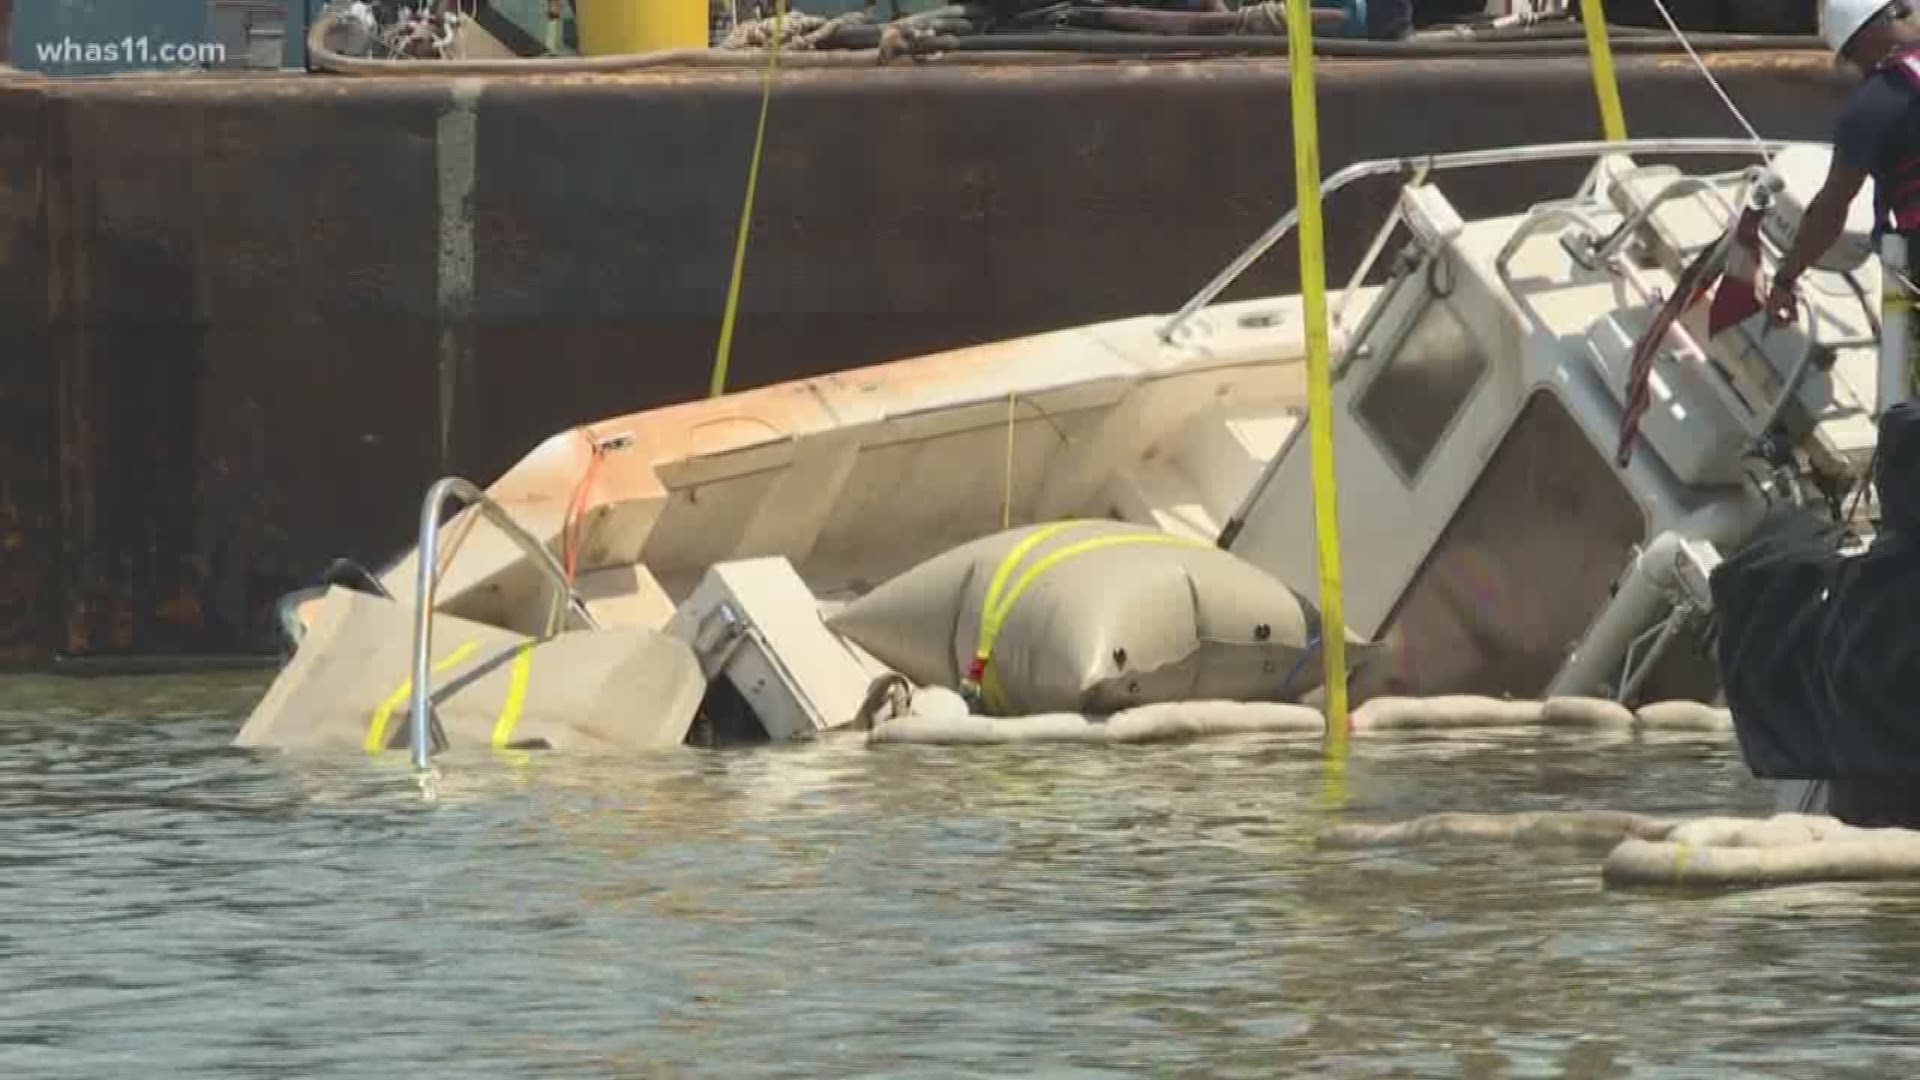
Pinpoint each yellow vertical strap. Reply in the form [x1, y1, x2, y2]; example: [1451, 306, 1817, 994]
[365, 639, 481, 753]
[974, 531, 1215, 713]
[1578, 0, 1628, 142]
[490, 642, 538, 749]
[1283, 0, 1350, 763]
[709, 0, 788, 399]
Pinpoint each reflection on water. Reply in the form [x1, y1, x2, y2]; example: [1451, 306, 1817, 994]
[5, 675, 1920, 1078]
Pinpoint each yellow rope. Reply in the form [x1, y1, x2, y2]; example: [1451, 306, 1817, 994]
[709, 0, 788, 399]
[1577, 0, 1628, 141]
[1282, 0, 1349, 802]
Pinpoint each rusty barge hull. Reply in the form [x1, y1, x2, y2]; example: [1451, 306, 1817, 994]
[0, 53, 1850, 667]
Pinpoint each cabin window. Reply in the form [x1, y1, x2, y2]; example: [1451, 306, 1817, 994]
[1351, 389, 1655, 700]
[1354, 294, 1487, 481]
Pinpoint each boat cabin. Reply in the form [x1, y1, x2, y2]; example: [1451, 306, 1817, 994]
[1223, 144, 1885, 702]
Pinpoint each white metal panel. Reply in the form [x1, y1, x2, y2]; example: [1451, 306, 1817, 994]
[664, 557, 886, 740]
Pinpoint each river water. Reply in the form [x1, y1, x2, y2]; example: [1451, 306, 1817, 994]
[4, 672, 1920, 1078]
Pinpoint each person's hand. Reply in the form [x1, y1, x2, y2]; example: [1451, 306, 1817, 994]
[1765, 272, 1799, 326]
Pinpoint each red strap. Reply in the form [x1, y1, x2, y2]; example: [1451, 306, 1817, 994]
[1893, 176, 1920, 205]
[1882, 44, 1920, 89]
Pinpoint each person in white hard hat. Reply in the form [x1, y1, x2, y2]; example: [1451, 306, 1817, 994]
[1766, 0, 1920, 324]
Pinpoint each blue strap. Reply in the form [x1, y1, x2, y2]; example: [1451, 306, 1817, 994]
[1279, 633, 1322, 699]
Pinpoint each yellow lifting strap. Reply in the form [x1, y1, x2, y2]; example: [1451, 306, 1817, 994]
[365, 638, 480, 753]
[490, 642, 538, 749]
[1282, 0, 1351, 772]
[1885, 286, 1920, 392]
[1577, 0, 1628, 141]
[965, 523, 1214, 714]
[364, 638, 540, 753]
[709, 0, 790, 399]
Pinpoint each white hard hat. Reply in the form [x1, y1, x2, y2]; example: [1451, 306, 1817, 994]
[1825, 0, 1899, 55]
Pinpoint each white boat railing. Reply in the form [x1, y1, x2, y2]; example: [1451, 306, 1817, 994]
[1588, 171, 1757, 263]
[1158, 136, 1801, 345]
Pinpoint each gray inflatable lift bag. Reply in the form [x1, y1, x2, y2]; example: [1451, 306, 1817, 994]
[826, 519, 1378, 715]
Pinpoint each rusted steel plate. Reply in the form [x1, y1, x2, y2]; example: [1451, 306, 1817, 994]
[0, 84, 52, 667]
[0, 53, 1855, 664]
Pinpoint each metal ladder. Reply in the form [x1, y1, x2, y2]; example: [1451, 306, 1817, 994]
[404, 477, 598, 774]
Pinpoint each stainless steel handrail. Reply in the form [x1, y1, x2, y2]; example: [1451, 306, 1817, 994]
[1157, 137, 1801, 344]
[1493, 206, 1610, 280]
[407, 476, 598, 773]
[1587, 170, 1763, 264]
[1332, 201, 1408, 330]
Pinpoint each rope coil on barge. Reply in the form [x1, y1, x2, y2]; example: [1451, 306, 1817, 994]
[303, 3, 1826, 74]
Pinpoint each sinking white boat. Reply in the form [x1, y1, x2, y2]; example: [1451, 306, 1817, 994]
[235, 136, 1899, 817]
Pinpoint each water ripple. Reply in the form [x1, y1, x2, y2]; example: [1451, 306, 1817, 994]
[0, 675, 1913, 1077]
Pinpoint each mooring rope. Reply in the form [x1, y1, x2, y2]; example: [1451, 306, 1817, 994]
[710, 0, 789, 398]
[1646, 0, 1771, 160]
